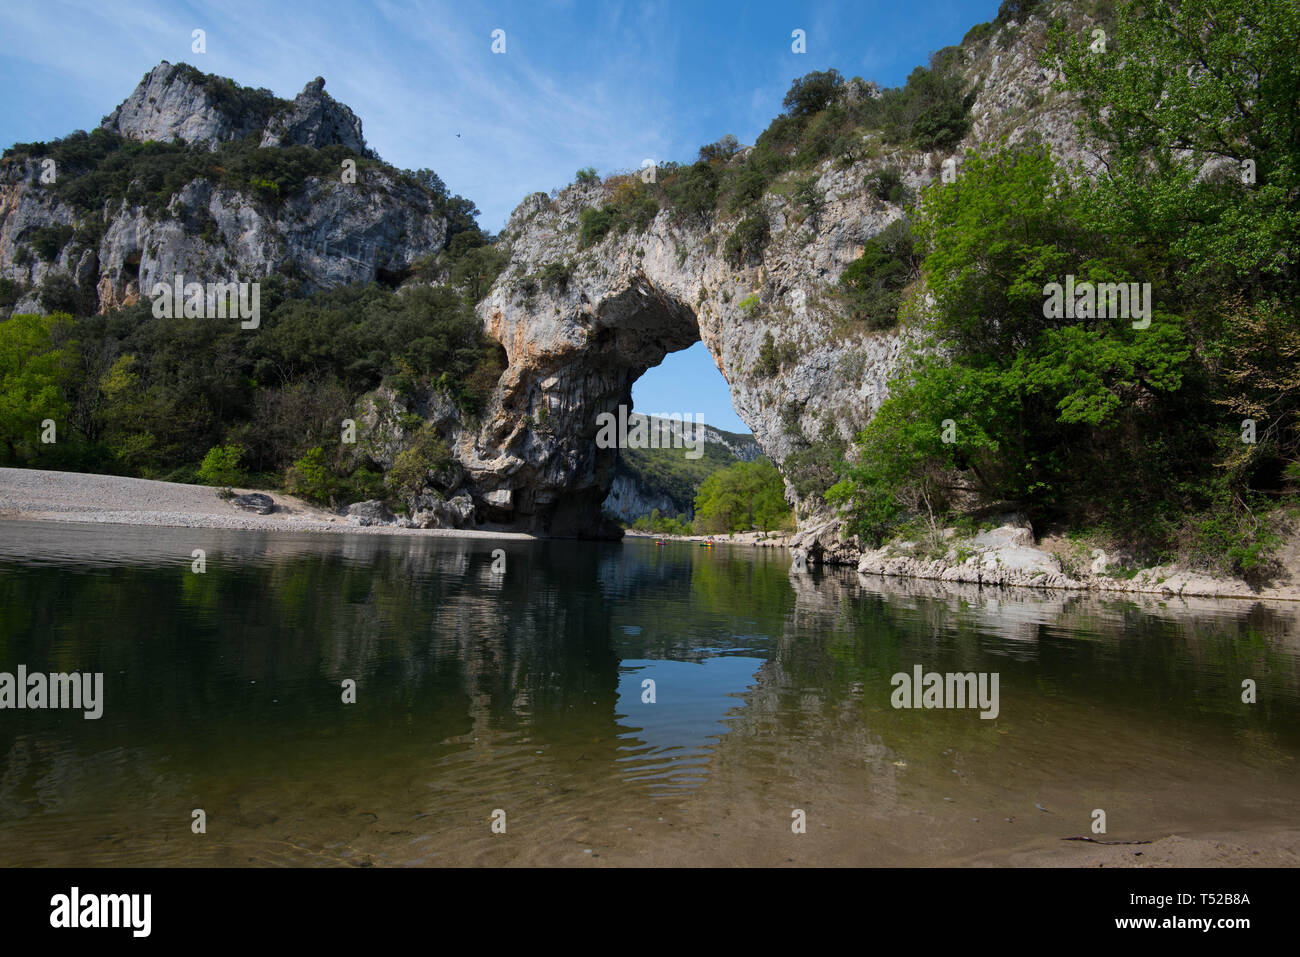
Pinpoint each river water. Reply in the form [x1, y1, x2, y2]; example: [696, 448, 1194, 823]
[0, 519, 1296, 866]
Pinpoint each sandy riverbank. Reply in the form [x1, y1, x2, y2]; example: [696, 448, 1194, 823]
[0, 467, 534, 540]
[623, 528, 793, 548]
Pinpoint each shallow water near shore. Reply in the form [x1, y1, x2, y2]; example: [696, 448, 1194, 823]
[0, 518, 1297, 866]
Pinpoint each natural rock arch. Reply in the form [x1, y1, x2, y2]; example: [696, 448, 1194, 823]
[467, 273, 704, 537]
[458, 159, 921, 542]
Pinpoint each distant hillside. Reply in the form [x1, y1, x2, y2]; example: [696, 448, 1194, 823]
[601, 414, 762, 522]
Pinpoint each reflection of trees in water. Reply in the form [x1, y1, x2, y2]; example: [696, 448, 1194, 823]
[699, 566, 902, 812]
[594, 542, 797, 662]
[6, 526, 1296, 836]
[773, 567, 1300, 764]
[0, 534, 809, 824]
[0, 537, 634, 746]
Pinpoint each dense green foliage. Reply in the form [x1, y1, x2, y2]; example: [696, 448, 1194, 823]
[0, 280, 504, 503]
[837, 218, 920, 328]
[3, 128, 372, 216]
[828, 0, 1300, 579]
[630, 509, 695, 536]
[0, 313, 72, 463]
[196, 443, 247, 486]
[694, 459, 792, 533]
[385, 425, 452, 504]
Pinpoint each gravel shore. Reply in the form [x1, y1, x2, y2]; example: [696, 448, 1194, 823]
[0, 467, 533, 540]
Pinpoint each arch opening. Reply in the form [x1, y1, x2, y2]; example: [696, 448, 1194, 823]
[602, 341, 758, 528]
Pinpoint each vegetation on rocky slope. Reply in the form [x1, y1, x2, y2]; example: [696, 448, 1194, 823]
[0, 282, 503, 504]
[828, 0, 1300, 582]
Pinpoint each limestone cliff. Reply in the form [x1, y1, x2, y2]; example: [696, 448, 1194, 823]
[1, 63, 444, 317]
[459, 2, 1102, 552]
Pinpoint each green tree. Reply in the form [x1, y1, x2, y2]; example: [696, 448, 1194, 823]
[285, 446, 338, 504]
[695, 459, 790, 533]
[782, 70, 844, 118]
[196, 444, 247, 486]
[0, 313, 72, 463]
[839, 218, 919, 328]
[385, 425, 451, 505]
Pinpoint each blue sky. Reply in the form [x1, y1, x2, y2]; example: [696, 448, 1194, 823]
[0, 0, 1002, 434]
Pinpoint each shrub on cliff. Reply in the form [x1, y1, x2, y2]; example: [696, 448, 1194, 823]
[385, 425, 451, 504]
[782, 69, 844, 118]
[866, 166, 911, 205]
[538, 259, 573, 293]
[579, 207, 614, 247]
[664, 160, 719, 225]
[724, 213, 769, 266]
[29, 225, 74, 262]
[838, 218, 918, 328]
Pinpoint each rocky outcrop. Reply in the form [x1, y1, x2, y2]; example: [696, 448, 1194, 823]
[260, 77, 376, 157]
[463, 164, 908, 537]
[100, 62, 281, 150]
[1, 64, 445, 315]
[346, 500, 396, 527]
[855, 517, 1079, 591]
[410, 493, 475, 530]
[229, 492, 275, 514]
[602, 470, 680, 524]
[850, 513, 1297, 600]
[706, 427, 762, 462]
[789, 517, 860, 568]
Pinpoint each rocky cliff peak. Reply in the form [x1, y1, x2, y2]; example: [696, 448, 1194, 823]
[4, 62, 447, 317]
[98, 63, 375, 159]
[99, 61, 286, 150]
[260, 76, 376, 158]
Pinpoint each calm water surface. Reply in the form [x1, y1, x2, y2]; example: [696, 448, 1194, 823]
[0, 520, 1297, 866]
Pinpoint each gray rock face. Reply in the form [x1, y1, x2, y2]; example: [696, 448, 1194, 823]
[0, 158, 447, 314]
[482, 489, 513, 510]
[857, 519, 1072, 590]
[229, 492, 275, 514]
[100, 62, 277, 150]
[345, 499, 396, 527]
[790, 518, 860, 567]
[2, 62, 435, 315]
[260, 77, 376, 157]
[410, 493, 475, 529]
[0, 160, 81, 314]
[602, 470, 680, 524]
[704, 427, 762, 462]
